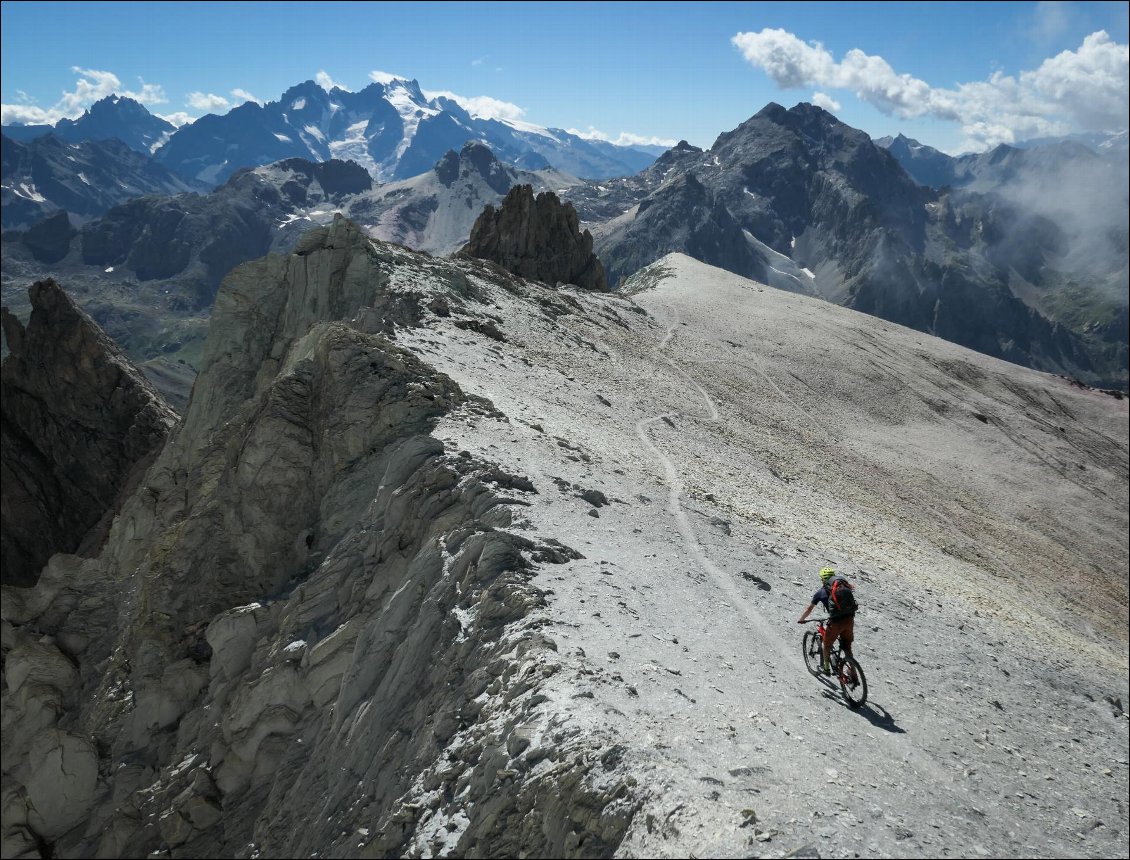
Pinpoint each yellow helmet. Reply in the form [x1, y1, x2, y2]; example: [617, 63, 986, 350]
[819, 567, 836, 584]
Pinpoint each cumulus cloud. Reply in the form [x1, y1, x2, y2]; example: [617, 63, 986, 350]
[811, 91, 842, 112]
[1, 66, 167, 126]
[315, 70, 349, 92]
[186, 91, 231, 112]
[229, 88, 261, 106]
[157, 111, 195, 128]
[731, 27, 1129, 150]
[423, 89, 528, 122]
[369, 70, 408, 85]
[567, 126, 678, 148]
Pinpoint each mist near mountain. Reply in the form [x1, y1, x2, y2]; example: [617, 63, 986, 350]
[568, 103, 1128, 391]
[879, 133, 1129, 297]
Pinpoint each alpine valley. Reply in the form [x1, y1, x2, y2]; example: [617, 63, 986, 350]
[1, 70, 1127, 860]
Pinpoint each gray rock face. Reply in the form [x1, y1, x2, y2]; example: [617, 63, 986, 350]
[0, 219, 636, 857]
[0, 279, 176, 587]
[462, 184, 608, 291]
[20, 210, 76, 264]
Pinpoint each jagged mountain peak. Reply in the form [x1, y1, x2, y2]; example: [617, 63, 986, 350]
[432, 141, 508, 188]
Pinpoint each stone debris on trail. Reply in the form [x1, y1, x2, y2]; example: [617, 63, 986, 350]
[1, 221, 1127, 859]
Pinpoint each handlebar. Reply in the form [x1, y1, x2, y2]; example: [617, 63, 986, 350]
[798, 618, 829, 624]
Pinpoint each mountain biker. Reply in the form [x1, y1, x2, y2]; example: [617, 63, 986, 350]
[797, 567, 856, 675]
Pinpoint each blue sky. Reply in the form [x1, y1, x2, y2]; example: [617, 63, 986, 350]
[2, 1, 1127, 153]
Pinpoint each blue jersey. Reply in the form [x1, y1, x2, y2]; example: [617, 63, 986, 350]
[810, 585, 831, 611]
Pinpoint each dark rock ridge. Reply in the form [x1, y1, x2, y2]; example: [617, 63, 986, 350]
[0, 278, 176, 587]
[462, 184, 608, 291]
[0, 218, 637, 857]
[20, 210, 76, 265]
[7, 157, 372, 310]
[1, 132, 204, 230]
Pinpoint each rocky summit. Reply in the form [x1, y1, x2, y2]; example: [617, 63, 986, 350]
[462, 184, 608, 291]
[0, 278, 177, 587]
[1, 214, 1126, 859]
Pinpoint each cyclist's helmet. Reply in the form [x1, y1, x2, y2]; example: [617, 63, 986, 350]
[819, 567, 836, 584]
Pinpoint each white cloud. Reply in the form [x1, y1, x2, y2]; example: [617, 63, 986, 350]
[157, 111, 195, 128]
[567, 126, 678, 148]
[186, 91, 231, 112]
[471, 57, 485, 67]
[811, 91, 842, 112]
[230, 88, 262, 105]
[1, 104, 53, 125]
[369, 70, 407, 85]
[1, 67, 167, 126]
[423, 89, 527, 122]
[731, 27, 1129, 150]
[315, 70, 349, 92]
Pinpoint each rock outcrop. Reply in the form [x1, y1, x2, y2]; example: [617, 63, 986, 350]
[20, 210, 76, 265]
[462, 184, 608, 291]
[0, 219, 637, 858]
[0, 279, 176, 587]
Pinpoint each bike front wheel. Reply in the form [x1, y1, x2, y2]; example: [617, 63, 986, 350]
[802, 631, 822, 676]
[838, 657, 867, 708]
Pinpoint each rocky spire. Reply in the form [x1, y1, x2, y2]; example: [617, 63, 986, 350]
[1, 278, 176, 586]
[461, 184, 608, 291]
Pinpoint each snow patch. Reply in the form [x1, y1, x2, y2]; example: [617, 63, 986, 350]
[274, 133, 293, 143]
[149, 131, 172, 155]
[292, 97, 307, 111]
[498, 117, 560, 141]
[104, 267, 114, 273]
[303, 124, 326, 143]
[15, 182, 46, 202]
[77, 172, 90, 185]
[328, 120, 379, 177]
[384, 80, 440, 163]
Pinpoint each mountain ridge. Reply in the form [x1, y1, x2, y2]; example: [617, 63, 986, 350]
[2, 80, 660, 185]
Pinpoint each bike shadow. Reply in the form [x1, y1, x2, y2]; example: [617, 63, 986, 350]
[818, 685, 906, 733]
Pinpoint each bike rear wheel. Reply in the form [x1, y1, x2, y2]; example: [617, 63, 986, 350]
[837, 656, 867, 708]
[802, 631, 822, 676]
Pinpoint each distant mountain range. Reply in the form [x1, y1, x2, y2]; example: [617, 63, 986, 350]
[2, 80, 660, 185]
[562, 103, 1127, 390]
[1, 132, 205, 230]
[1, 95, 176, 155]
[3, 98, 1126, 392]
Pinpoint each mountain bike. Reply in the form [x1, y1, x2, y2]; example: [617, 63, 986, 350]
[801, 617, 867, 708]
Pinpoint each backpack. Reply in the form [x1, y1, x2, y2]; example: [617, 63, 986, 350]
[827, 575, 858, 618]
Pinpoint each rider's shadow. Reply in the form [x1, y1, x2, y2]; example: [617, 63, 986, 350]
[819, 688, 906, 733]
[853, 701, 906, 733]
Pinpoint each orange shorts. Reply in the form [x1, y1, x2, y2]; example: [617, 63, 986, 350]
[825, 615, 855, 655]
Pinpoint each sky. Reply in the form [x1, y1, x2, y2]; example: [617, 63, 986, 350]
[1, 1, 1127, 154]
